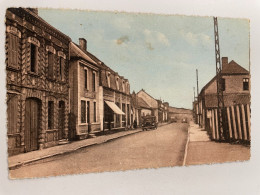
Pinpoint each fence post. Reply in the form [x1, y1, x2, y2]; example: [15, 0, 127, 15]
[215, 109, 219, 140]
[231, 106, 238, 140]
[241, 104, 247, 140]
[246, 104, 251, 140]
[227, 107, 232, 139]
[236, 105, 242, 140]
[212, 109, 216, 140]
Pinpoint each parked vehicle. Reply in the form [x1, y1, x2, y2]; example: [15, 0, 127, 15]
[182, 118, 187, 123]
[170, 116, 177, 123]
[141, 116, 158, 131]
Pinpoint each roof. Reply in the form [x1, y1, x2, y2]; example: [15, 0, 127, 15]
[222, 60, 249, 74]
[70, 42, 97, 65]
[138, 97, 151, 109]
[137, 89, 156, 101]
[204, 94, 250, 108]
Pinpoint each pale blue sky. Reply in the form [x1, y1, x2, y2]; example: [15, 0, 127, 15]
[38, 9, 249, 109]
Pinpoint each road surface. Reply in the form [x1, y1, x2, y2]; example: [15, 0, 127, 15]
[10, 123, 189, 178]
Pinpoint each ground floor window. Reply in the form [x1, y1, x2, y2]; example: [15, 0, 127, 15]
[48, 101, 54, 129]
[81, 100, 86, 123]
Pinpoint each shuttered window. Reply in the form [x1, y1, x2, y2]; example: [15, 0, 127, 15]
[7, 96, 18, 134]
[8, 33, 19, 68]
[59, 57, 65, 81]
[48, 52, 54, 79]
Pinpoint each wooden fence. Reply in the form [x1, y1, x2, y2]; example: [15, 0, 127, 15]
[208, 104, 251, 142]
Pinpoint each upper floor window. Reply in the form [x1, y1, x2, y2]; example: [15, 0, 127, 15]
[30, 43, 38, 73]
[48, 51, 54, 79]
[92, 71, 96, 92]
[122, 81, 125, 92]
[116, 77, 119, 90]
[7, 33, 20, 69]
[59, 57, 65, 81]
[221, 78, 225, 91]
[84, 68, 88, 90]
[107, 72, 111, 88]
[243, 78, 249, 91]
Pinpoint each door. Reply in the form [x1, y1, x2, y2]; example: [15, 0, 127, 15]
[58, 101, 65, 140]
[25, 98, 40, 152]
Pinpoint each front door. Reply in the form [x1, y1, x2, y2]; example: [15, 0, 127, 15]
[24, 98, 40, 152]
[58, 101, 65, 140]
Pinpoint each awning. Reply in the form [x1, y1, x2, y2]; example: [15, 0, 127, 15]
[105, 101, 125, 115]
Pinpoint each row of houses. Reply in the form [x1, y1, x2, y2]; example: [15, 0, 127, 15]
[6, 8, 171, 156]
[193, 57, 251, 137]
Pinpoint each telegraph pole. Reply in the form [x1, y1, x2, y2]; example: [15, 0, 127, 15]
[213, 17, 225, 140]
[196, 69, 200, 126]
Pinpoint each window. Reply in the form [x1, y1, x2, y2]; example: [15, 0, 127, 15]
[81, 100, 86, 123]
[107, 73, 111, 88]
[84, 69, 88, 89]
[122, 103, 126, 122]
[8, 33, 19, 68]
[122, 81, 125, 92]
[59, 57, 65, 81]
[48, 52, 54, 79]
[93, 102, 97, 122]
[221, 78, 225, 91]
[87, 101, 90, 123]
[116, 77, 119, 90]
[48, 101, 54, 129]
[92, 72, 96, 92]
[243, 78, 249, 90]
[7, 96, 18, 134]
[30, 43, 38, 73]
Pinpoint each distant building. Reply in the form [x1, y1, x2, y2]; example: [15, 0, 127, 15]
[197, 57, 250, 129]
[132, 89, 159, 126]
[6, 8, 71, 155]
[157, 100, 169, 123]
[69, 38, 101, 140]
[168, 107, 193, 122]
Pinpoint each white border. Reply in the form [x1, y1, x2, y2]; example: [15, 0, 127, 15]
[1, 0, 260, 195]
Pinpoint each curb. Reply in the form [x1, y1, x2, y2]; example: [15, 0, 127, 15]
[9, 129, 142, 170]
[182, 124, 190, 166]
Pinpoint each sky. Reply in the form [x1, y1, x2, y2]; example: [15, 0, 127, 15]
[38, 9, 249, 109]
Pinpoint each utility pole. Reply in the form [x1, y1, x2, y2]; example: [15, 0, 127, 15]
[213, 17, 225, 140]
[193, 87, 195, 101]
[196, 69, 200, 126]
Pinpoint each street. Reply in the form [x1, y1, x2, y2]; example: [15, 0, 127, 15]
[9, 123, 189, 178]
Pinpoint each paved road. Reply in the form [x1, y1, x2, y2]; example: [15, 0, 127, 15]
[9, 123, 189, 178]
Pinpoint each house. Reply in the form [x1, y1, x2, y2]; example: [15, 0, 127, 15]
[132, 89, 159, 126]
[197, 57, 250, 129]
[157, 100, 169, 123]
[6, 8, 71, 155]
[69, 38, 101, 140]
[77, 44, 132, 131]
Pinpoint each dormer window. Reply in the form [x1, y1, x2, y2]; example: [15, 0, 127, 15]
[116, 77, 119, 90]
[122, 81, 125, 92]
[107, 72, 111, 88]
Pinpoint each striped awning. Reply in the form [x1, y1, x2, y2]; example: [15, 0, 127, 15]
[105, 101, 125, 115]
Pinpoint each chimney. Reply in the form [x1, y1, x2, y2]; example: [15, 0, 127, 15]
[222, 57, 228, 68]
[79, 38, 87, 51]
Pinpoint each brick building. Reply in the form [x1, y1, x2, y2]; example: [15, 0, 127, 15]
[6, 8, 71, 155]
[69, 38, 101, 140]
[197, 57, 250, 129]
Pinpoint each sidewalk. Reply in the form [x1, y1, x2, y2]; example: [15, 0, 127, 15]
[8, 128, 142, 170]
[184, 122, 250, 166]
[8, 122, 169, 170]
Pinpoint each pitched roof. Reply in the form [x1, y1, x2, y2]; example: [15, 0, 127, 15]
[70, 42, 97, 65]
[222, 60, 249, 74]
[137, 97, 151, 109]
